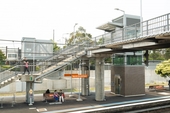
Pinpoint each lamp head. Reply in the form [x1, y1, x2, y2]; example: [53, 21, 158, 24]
[114, 8, 119, 10]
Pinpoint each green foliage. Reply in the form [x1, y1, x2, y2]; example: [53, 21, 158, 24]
[97, 37, 104, 45]
[36, 66, 40, 71]
[52, 40, 60, 52]
[105, 57, 112, 63]
[0, 50, 6, 64]
[149, 50, 164, 60]
[155, 59, 170, 77]
[164, 48, 170, 60]
[1, 65, 11, 68]
[66, 26, 92, 46]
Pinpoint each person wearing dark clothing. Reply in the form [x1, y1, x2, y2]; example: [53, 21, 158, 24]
[46, 89, 50, 93]
[22, 57, 30, 75]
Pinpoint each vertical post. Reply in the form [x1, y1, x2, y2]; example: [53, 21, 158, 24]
[69, 62, 74, 97]
[95, 57, 105, 101]
[11, 93, 15, 107]
[167, 14, 169, 31]
[135, 24, 137, 38]
[123, 12, 126, 40]
[71, 63, 72, 95]
[0, 98, 4, 108]
[111, 32, 113, 43]
[33, 40, 35, 74]
[140, 0, 143, 36]
[95, 37, 96, 46]
[81, 60, 90, 96]
[76, 60, 83, 101]
[146, 21, 149, 35]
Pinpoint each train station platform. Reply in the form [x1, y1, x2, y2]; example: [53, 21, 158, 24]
[1, 88, 170, 113]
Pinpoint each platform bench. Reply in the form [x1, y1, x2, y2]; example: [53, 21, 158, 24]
[43, 93, 55, 102]
[148, 85, 165, 91]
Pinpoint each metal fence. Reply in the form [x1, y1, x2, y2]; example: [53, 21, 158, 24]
[92, 13, 170, 47]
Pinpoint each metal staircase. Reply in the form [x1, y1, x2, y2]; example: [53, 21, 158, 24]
[0, 65, 19, 89]
[0, 44, 87, 88]
[34, 49, 86, 82]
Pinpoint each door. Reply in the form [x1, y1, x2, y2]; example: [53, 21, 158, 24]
[114, 75, 121, 94]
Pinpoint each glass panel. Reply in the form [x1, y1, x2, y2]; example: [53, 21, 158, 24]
[127, 55, 142, 65]
[113, 55, 124, 65]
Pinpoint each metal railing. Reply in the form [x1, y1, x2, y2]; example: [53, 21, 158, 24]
[92, 13, 170, 47]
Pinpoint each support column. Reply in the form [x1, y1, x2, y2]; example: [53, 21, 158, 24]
[81, 59, 90, 96]
[26, 82, 34, 103]
[95, 57, 105, 101]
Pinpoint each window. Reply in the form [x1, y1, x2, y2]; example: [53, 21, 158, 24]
[127, 55, 142, 65]
[8, 54, 17, 58]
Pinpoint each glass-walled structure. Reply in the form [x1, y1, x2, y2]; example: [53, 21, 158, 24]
[96, 14, 143, 66]
[21, 37, 53, 60]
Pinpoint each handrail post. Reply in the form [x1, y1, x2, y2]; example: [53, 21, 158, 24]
[11, 93, 16, 107]
[135, 24, 137, 39]
[167, 14, 169, 31]
[0, 98, 4, 108]
[146, 20, 148, 35]
[122, 28, 125, 41]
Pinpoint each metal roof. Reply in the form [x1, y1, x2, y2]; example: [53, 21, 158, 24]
[96, 22, 123, 32]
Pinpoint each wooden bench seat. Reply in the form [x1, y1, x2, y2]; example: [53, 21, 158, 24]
[43, 93, 55, 101]
[148, 85, 165, 91]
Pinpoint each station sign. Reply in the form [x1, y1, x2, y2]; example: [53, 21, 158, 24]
[72, 74, 88, 78]
[64, 74, 88, 78]
[64, 73, 78, 77]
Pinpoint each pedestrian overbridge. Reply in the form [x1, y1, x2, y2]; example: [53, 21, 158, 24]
[0, 13, 170, 103]
[87, 31, 170, 55]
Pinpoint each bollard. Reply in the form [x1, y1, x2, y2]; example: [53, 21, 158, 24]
[0, 98, 4, 108]
[13, 93, 16, 104]
[11, 93, 16, 107]
[11, 101, 14, 107]
[45, 98, 48, 103]
[29, 97, 33, 106]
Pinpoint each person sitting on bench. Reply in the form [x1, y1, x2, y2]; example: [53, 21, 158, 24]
[54, 90, 59, 102]
[46, 89, 50, 93]
[58, 89, 65, 102]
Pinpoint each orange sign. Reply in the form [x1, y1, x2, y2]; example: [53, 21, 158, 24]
[72, 74, 88, 78]
[64, 73, 78, 77]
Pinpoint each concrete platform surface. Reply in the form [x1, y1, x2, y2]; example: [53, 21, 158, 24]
[1, 89, 170, 113]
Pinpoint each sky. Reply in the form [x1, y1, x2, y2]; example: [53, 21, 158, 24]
[0, 0, 170, 48]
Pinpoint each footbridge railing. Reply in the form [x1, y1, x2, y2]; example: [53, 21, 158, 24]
[34, 44, 87, 82]
[91, 13, 170, 47]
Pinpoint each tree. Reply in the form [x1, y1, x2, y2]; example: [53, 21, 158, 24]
[149, 50, 164, 60]
[52, 40, 60, 52]
[155, 59, 170, 77]
[66, 26, 93, 46]
[0, 49, 6, 65]
[164, 48, 170, 60]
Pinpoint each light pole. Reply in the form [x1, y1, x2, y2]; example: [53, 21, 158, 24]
[115, 8, 126, 65]
[114, 8, 125, 28]
[73, 23, 78, 44]
[140, 0, 143, 36]
[115, 8, 125, 40]
[62, 33, 69, 45]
